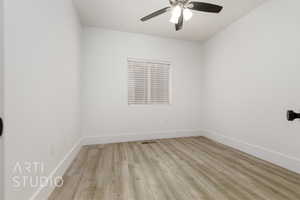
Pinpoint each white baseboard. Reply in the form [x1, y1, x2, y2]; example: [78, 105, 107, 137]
[30, 129, 300, 200]
[30, 130, 300, 200]
[29, 129, 202, 200]
[30, 139, 83, 200]
[82, 129, 203, 145]
[201, 129, 300, 174]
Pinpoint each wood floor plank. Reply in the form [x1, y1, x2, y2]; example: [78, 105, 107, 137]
[92, 144, 115, 200]
[129, 142, 161, 200]
[186, 138, 300, 199]
[48, 146, 89, 200]
[73, 147, 101, 200]
[136, 142, 187, 200]
[49, 136, 300, 200]
[154, 141, 214, 200]
[173, 138, 269, 200]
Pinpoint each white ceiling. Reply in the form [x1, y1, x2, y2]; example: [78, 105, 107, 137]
[74, 0, 265, 41]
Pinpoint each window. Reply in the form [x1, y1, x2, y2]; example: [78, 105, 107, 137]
[128, 58, 170, 105]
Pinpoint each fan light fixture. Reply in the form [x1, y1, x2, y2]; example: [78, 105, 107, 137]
[170, 6, 193, 23]
[183, 8, 193, 21]
[141, 0, 223, 31]
[169, 5, 182, 24]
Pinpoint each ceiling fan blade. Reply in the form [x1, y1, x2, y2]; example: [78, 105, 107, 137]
[141, 7, 170, 21]
[188, 2, 223, 13]
[175, 9, 184, 31]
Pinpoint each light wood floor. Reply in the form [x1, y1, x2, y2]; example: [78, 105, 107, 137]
[49, 136, 300, 200]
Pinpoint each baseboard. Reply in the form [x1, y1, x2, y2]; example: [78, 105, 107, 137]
[31, 129, 300, 199]
[201, 129, 300, 174]
[29, 129, 202, 199]
[29, 138, 83, 200]
[82, 129, 203, 145]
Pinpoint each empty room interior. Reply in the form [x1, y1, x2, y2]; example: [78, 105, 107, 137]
[1, 0, 300, 199]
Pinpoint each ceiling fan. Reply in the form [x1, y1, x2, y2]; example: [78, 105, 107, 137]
[141, 0, 223, 31]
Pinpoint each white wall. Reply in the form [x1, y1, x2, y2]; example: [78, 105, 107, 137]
[202, 0, 300, 173]
[82, 28, 203, 141]
[3, 0, 81, 199]
[3, 1, 300, 199]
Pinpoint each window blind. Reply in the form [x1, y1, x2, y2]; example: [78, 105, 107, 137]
[128, 59, 170, 105]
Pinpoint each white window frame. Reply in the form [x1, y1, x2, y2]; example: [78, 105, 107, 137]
[127, 57, 172, 106]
